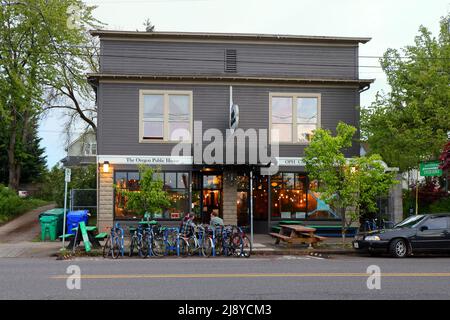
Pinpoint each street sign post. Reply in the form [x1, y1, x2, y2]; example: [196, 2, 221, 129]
[419, 161, 442, 177]
[62, 168, 71, 249]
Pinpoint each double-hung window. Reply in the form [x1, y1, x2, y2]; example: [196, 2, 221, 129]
[140, 90, 192, 142]
[270, 93, 320, 144]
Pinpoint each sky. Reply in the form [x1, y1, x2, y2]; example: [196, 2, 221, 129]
[38, 0, 450, 167]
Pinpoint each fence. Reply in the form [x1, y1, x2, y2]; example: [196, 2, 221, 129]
[70, 189, 97, 216]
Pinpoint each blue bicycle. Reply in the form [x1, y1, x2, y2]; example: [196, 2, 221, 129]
[103, 222, 125, 259]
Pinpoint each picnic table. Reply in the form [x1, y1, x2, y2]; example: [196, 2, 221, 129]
[269, 224, 326, 248]
[59, 224, 106, 251]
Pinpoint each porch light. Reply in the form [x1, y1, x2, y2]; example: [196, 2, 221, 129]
[102, 161, 110, 173]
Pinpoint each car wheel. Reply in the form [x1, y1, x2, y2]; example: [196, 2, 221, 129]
[389, 239, 408, 258]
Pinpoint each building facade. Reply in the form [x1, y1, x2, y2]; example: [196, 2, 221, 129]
[60, 129, 97, 167]
[89, 30, 373, 233]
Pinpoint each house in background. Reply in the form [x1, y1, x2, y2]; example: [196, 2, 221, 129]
[60, 129, 97, 167]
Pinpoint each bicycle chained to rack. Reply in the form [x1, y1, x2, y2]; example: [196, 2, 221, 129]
[103, 220, 252, 258]
[103, 222, 125, 259]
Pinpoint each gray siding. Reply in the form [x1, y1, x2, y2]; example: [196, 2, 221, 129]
[100, 40, 358, 80]
[98, 83, 360, 160]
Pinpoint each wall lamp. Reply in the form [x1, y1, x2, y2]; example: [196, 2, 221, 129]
[102, 161, 110, 173]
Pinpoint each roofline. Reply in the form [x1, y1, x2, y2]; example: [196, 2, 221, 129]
[88, 73, 374, 90]
[89, 30, 371, 45]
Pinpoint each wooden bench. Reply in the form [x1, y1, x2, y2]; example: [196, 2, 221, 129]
[269, 233, 292, 243]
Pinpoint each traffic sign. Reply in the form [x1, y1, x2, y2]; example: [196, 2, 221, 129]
[419, 161, 442, 177]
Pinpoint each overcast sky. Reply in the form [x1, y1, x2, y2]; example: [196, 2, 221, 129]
[39, 0, 449, 167]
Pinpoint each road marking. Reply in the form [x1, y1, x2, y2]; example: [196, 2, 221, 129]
[50, 272, 450, 280]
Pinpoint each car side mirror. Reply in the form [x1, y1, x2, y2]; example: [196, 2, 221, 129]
[420, 226, 428, 232]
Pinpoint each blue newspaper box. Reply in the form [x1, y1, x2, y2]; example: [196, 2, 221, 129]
[66, 210, 89, 234]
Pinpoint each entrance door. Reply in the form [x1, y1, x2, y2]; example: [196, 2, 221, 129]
[201, 174, 222, 224]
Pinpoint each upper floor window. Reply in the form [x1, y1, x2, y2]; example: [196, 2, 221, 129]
[270, 93, 320, 144]
[83, 142, 97, 156]
[139, 90, 193, 142]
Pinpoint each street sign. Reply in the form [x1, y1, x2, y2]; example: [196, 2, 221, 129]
[65, 168, 71, 182]
[420, 161, 442, 177]
[230, 103, 239, 130]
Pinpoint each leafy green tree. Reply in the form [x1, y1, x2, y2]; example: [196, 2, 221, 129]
[0, 0, 100, 190]
[118, 165, 171, 217]
[304, 122, 397, 243]
[361, 15, 450, 172]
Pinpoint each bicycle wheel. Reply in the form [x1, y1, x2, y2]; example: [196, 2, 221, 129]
[140, 235, 149, 258]
[102, 235, 111, 258]
[151, 235, 165, 256]
[179, 237, 189, 256]
[129, 235, 136, 257]
[202, 237, 214, 257]
[188, 237, 198, 256]
[231, 234, 242, 257]
[111, 236, 120, 259]
[241, 235, 252, 258]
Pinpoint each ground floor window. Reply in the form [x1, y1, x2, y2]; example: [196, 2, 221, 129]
[270, 173, 337, 220]
[114, 171, 190, 220]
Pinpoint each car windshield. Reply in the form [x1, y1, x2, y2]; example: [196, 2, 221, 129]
[394, 215, 426, 228]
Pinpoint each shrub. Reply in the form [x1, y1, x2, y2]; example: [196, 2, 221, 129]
[0, 184, 48, 223]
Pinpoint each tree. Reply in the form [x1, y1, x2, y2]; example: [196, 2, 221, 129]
[118, 165, 170, 217]
[0, 0, 100, 190]
[143, 18, 155, 32]
[361, 15, 450, 172]
[304, 122, 397, 243]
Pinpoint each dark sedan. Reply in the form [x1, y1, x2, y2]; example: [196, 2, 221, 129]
[353, 213, 450, 258]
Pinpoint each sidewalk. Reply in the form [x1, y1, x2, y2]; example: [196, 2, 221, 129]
[0, 203, 58, 258]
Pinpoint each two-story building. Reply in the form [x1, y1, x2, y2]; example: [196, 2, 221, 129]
[88, 30, 374, 233]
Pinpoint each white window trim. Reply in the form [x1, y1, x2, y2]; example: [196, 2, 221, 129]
[83, 142, 97, 156]
[269, 92, 321, 145]
[139, 90, 193, 143]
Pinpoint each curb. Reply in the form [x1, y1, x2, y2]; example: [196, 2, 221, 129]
[252, 249, 359, 256]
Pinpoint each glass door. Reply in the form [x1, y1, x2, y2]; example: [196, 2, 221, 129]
[201, 174, 222, 224]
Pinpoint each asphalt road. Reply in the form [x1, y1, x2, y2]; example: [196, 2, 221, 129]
[1, 255, 450, 300]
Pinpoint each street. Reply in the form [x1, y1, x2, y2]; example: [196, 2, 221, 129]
[1, 255, 449, 300]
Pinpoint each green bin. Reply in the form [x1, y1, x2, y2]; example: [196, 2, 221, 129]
[40, 215, 58, 241]
[39, 208, 66, 236]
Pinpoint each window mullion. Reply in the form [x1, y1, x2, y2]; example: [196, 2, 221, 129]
[164, 93, 169, 141]
[292, 96, 297, 143]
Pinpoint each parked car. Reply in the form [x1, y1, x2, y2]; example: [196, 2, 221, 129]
[353, 213, 450, 258]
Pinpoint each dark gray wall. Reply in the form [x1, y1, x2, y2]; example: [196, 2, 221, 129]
[100, 40, 358, 80]
[98, 82, 360, 160]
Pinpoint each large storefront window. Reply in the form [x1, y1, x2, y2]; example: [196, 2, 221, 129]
[114, 171, 190, 220]
[270, 173, 337, 220]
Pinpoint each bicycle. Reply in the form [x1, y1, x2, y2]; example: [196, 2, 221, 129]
[231, 226, 252, 258]
[129, 225, 146, 258]
[103, 222, 125, 259]
[181, 225, 213, 257]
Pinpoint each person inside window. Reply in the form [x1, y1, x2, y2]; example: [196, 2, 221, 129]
[210, 211, 224, 228]
[179, 213, 196, 238]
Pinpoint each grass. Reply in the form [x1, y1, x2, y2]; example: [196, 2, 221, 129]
[0, 198, 50, 225]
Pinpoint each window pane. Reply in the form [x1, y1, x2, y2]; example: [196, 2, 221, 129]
[143, 121, 163, 138]
[127, 172, 140, 191]
[297, 124, 317, 143]
[169, 95, 190, 121]
[272, 124, 292, 143]
[152, 172, 163, 181]
[297, 98, 318, 124]
[143, 95, 164, 120]
[169, 122, 190, 141]
[164, 172, 177, 189]
[283, 173, 295, 189]
[422, 217, 448, 230]
[91, 143, 97, 155]
[272, 97, 292, 123]
[177, 172, 189, 189]
[115, 172, 127, 188]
